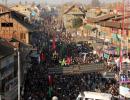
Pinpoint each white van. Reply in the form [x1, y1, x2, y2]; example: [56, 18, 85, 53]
[76, 91, 112, 100]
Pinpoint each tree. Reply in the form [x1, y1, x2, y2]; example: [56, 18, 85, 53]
[91, 0, 101, 7]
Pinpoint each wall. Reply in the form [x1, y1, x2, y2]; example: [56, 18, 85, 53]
[0, 54, 17, 100]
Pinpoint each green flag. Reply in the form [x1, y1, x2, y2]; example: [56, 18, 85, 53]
[48, 86, 53, 97]
[104, 53, 109, 59]
[116, 47, 120, 55]
[61, 45, 66, 57]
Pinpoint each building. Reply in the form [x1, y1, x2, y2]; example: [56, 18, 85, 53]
[10, 4, 31, 18]
[0, 38, 17, 100]
[0, 10, 35, 44]
[10, 3, 41, 23]
[63, 4, 86, 32]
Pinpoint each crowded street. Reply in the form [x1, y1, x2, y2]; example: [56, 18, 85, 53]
[1, 0, 130, 100]
[22, 2, 121, 100]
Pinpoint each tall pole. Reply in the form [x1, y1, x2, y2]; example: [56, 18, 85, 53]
[18, 50, 21, 100]
[119, 0, 125, 87]
[127, 37, 129, 57]
[0, 95, 1, 100]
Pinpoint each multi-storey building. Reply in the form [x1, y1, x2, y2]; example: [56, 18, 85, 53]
[0, 38, 17, 100]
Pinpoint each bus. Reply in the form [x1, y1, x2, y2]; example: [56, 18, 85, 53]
[76, 91, 112, 100]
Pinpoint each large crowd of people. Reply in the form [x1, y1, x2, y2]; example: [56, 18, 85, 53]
[23, 65, 119, 100]
[23, 64, 48, 100]
[51, 72, 119, 100]
[22, 11, 123, 100]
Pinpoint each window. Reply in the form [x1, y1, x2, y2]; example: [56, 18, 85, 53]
[1, 23, 13, 27]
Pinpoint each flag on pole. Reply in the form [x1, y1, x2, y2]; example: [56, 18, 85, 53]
[48, 86, 53, 97]
[48, 75, 52, 86]
[66, 56, 71, 65]
[116, 47, 120, 55]
[103, 53, 109, 59]
[40, 52, 45, 62]
[48, 75, 53, 98]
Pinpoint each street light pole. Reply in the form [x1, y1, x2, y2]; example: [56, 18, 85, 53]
[18, 50, 21, 100]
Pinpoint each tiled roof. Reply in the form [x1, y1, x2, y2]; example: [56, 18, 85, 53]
[11, 11, 35, 32]
[0, 38, 14, 59]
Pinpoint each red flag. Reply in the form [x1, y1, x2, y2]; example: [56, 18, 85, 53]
[48, 75, 52, 86]
[66, 56, 71, 65]
[40, 52, 45, 61]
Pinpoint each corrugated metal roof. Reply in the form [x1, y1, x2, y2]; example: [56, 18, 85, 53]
[98, 21, 130, 30]
[0, 11, 35, 32]
[87, 13, 121, 23]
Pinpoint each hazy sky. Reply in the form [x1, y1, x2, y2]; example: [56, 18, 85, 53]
[0, 0, 121, 5]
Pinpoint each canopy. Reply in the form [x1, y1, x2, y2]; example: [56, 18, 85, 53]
[119, 86, 130, 98]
